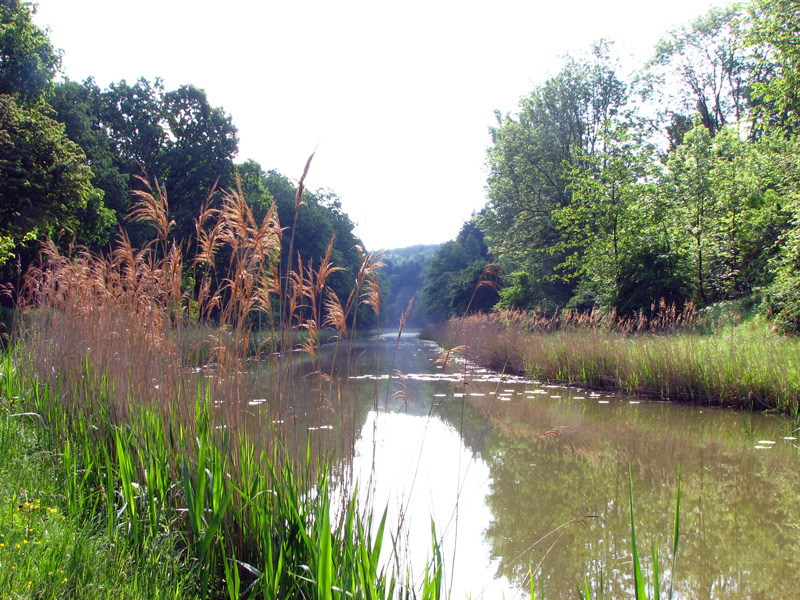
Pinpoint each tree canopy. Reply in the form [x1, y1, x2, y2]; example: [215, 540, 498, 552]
[0, 0, 59, 103]
[420, 0, 800, 333]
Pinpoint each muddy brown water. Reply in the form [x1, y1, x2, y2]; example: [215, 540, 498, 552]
[244, 332, 800, 599]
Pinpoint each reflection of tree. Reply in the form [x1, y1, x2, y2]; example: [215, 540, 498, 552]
[471, 396, 800, 598]
[242, 337, 800, 598]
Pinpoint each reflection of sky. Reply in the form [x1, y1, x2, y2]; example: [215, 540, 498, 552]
[352, 410, 515, 599]
[251, 334, 800, 598]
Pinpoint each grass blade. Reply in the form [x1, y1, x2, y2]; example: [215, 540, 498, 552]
[669, 466, 682, 600]
[628, 467, 647, 600]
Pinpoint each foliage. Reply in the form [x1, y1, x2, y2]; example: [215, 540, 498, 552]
[556, 123, 655, 307]
[476, 6, 800, 322]
[483, 43, 629, 310]
[0, 1, 115, 270]
[747, 0, 800, 135]
[422, 217, 496, 320]
[379, 244, 438, 329]
[0, 0, 60, 103]
[9, 162, 442, 598]
[643, 5, 753, 137]
[49, 78, 130, 220]
[45, 78, 365, 323]
[759, 137, 800, 332]
[62, 77, 239, 249]
[0, 95, 114, 266]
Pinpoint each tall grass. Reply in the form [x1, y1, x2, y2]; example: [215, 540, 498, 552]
[5, 165, 442, 598]
[435, 309, 800, 414]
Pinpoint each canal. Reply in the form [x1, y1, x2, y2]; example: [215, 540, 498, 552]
[245, 332, 800, 598]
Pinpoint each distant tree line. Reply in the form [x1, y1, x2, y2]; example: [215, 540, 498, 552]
[423, 0, 800, 333]
[0, 0, 362, 314]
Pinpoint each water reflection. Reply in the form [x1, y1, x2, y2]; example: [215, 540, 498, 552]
[246, 333, 800, 599]
[352, 411, 513, 598]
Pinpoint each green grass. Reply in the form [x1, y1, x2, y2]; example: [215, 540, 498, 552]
[0, 367, 193, 599]
[0, 164, 445, 599]
[0, 355, 444, 599]
[436, 312, 800, 415]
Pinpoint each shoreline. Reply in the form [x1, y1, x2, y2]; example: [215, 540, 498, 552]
[431, 312, 800, 416]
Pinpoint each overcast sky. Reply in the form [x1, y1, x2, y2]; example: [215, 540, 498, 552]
[33, 0, 733, 250]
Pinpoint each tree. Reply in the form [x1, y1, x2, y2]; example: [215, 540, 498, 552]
[706, 126, 763, 298]
[49, 79, 129, 222]
[0, 2, 114, 271]
[555, 124, 651, 307]
[0, 95, 112, 265]
[756, 136, 800, 332]
[53, 78, 240, 251]
[379, 244, 438, 328]
[747, 0, 800, 134]
[664, 119, 718, 304]
[158, 84, 239, 240]
[239, 166, 364, 319]
[661, 120, 787, 307]
[422, 218, 496, 320]
[0, 0, 59, 103]
[483, 43, 628, 310]
[644, 5, 753, 137]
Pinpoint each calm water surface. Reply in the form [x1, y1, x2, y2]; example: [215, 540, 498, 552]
[245, 333, 800, 599]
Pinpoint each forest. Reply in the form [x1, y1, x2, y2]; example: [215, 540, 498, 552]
[420, 0, 800, 333]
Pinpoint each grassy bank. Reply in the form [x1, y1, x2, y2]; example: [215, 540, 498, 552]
[0, 175, 444, 599]
[0, 368, 194, 598]
[434, 310, 800, 414]
[0, 354, 443, 599]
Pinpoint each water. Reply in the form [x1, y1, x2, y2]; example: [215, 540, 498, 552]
[246, 332, 800, 599]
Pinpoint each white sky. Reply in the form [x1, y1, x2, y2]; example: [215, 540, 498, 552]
[33, 0, 732, 250]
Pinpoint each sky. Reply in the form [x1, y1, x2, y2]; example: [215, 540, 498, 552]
[33, 0, 733, 250]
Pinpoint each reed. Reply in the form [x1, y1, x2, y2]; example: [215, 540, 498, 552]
[4, 163, 441, 598]
[435, 310, 800, 414]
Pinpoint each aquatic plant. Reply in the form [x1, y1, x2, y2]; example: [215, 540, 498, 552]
[5, 160, 439, 599]
[435, 311, 800, 414]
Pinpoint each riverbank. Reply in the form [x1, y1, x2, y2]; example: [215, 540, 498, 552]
[0, 360, 193, 598]
[1, 183, 443, 598]
[0, 354, 444, 599]
[431, 311, 800, 415]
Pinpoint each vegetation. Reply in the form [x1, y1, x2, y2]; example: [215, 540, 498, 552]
[378, 244, 438, 329]
[420, 218, 498, 321]
[419, 1, 800, 334]
[0, 6, 433, 597]
[1, 152, 448, 598]
[0, 0, 364, 319]
[0, 356, 444, 599]
[3, 0, 800, 597]
[434, 308, 800, 414]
